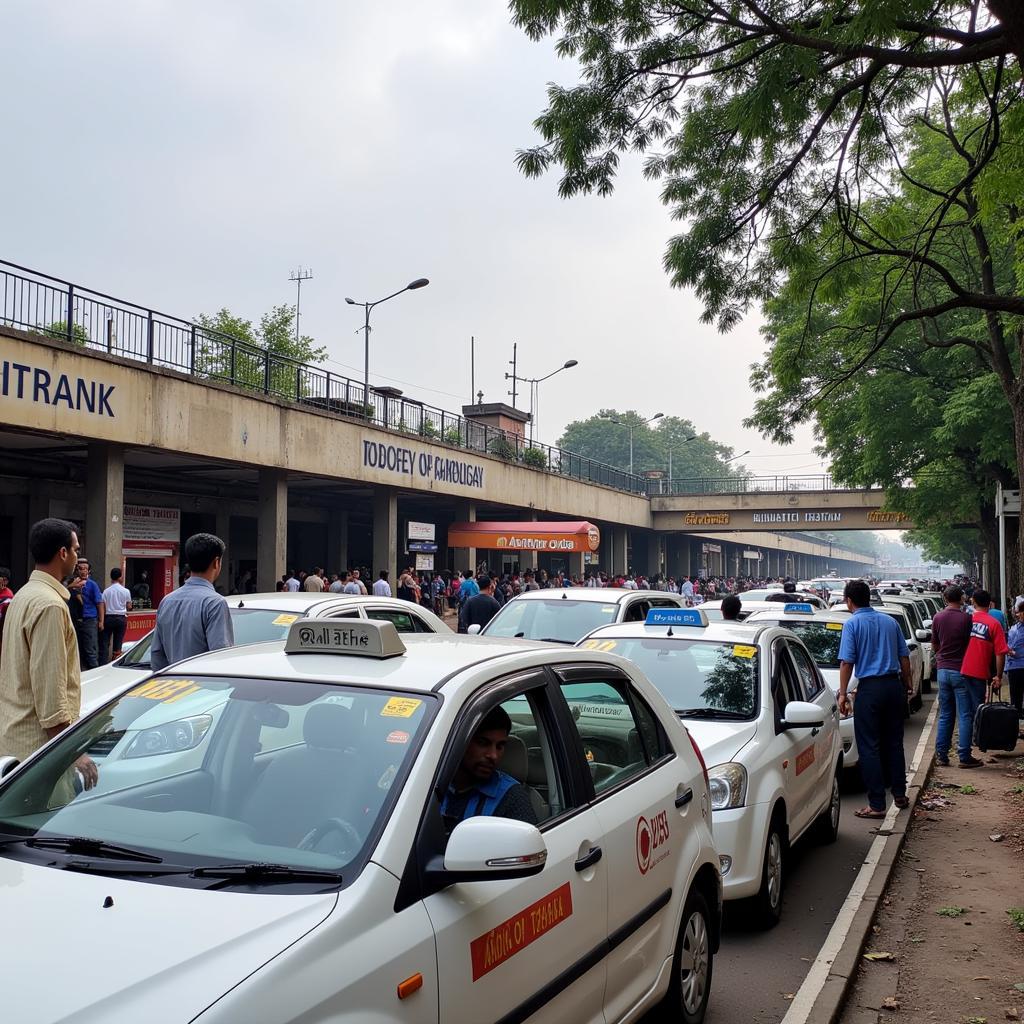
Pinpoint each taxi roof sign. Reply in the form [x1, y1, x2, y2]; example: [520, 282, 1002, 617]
[646, 607, 708, 628]
[285, 618, 407, 659]
[783, 603, 815, 614]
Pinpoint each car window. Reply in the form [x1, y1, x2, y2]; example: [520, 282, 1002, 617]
[483, 598, 620, 643]
[649, 597, 681, 609]
[781, 621, 844, 670]
[788, 642, 824, 700]
[559, 679, 670, 795]
[327, 609, 361, 620]
[623, 600, 650, 622]
[581, 636, 759, 718]
[773, 644, 803, 720]
[365, 608, 420, 633]
[0, 677, 436, 883]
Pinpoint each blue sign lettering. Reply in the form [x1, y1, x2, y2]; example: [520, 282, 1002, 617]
[1, 359, 116, 418]
[363, 438, 484, 490]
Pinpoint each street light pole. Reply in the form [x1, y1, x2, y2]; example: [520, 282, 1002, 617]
[506, 358, 578, 443]
[667, 435, 698, 490]
[345, 277, 429, 419]
[602, 412, 663, 475]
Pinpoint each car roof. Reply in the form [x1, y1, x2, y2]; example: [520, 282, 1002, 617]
[581, 620, 770, 645]
[744, 608, 850, 624]
[226, 592, 396, 611]
[145, 632, 573, 694]
[503, 587, 673, 603]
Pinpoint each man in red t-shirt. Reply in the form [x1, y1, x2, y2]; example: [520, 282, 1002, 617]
[958, 589, 1009, 768]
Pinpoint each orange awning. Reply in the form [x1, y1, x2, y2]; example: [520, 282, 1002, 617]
[448, 521, 600, 553]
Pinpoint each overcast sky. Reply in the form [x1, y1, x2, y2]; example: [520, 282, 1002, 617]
[2, 0, 825, 476]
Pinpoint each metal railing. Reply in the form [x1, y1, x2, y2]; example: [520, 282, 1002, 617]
[654, 474, 882, 495]
[0, 260, 647, 495]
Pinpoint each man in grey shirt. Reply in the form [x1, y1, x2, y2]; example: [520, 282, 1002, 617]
[151, 534, 234, 671]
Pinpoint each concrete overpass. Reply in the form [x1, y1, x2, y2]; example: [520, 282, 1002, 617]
[0, 259, 881, 590]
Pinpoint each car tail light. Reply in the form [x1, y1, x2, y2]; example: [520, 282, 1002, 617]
[686, 728, 709, 790]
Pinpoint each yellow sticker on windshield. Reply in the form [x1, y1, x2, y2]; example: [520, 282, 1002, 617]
[825, 622, 843, 631]
[380, 696, 423, 718]
[580, 639, 618, 652]
[732, 645, 757, 659]
[272, 613, 299, 626]
[129, 678, 201, 703]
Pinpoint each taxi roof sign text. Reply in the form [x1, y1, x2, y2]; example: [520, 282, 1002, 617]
[645, 608, 708, 628]
[783, 603, 815, 614]
[285, 618, 407, 659]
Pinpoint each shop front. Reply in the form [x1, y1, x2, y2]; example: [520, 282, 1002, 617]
[447, 521, 601, 578]
[122, 504, 180, 641]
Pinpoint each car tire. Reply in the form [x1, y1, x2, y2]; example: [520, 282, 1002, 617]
[813, 767, 841, 844]
[650, 888, 714, 1024]
[744, 810, 786, 929]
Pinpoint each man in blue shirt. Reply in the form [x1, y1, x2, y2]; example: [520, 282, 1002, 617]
[838, 580, 913, 819]
[151, 534, 234, 671]
[70, 558, 105, 669]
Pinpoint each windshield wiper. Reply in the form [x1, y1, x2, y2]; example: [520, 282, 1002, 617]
[191, 862, 343, 885]
[23, 835, 163, 862]
[676, 707, 750, 720]
[536, 637, 573, 644]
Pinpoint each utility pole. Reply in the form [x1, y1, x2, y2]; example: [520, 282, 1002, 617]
[506, 342, 518, 407]
[288, 266, 313, 345]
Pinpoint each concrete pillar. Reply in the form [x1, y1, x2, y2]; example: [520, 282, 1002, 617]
[610, 528, 628, 576]
[214, 506, 231, 591]
[327, 507, 349, 573]
[452, 500, 476, 575]
[257, 469, 288, 592]
[567, 552, 584, 580]
[21, 489, 51, 581]
[85, 443, 125, 583]
[644, 533, 663, 579]
[373, 488, 398, 584]
[521, 511, 539, 572]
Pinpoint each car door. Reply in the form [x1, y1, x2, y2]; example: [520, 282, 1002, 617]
[770, 642, 819, 839]
[420, 673, 608, 1024]
[785, 640, 838, 807]
[555, 667, 689, 1023]
[363, 605, 430, 633]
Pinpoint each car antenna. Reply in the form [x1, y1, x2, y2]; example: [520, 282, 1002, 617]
[561, 592, 567, 599]
[238, 599, 244, 607]
[667, 626, 674, 637]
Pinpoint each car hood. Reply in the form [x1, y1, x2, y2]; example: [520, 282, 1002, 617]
[819, 667, 857, 693]
[0, 857, 335, 1023]
[682, 718, 758, 768]
[80, 665, 151, 712]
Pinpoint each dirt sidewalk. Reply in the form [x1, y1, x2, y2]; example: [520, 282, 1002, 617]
[839, 749, 1024, 1024]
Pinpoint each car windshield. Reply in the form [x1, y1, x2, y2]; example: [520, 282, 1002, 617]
[584, 637, 759, 718]
[121, 608, 305, 666]
[776, 621, 844, 669]
[483, 598, 621, 643]
[882, 610, 912, 639]
[0, 676, 434, 887]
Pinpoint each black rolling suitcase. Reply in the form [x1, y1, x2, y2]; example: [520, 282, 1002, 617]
[972, 683, 1019, 752]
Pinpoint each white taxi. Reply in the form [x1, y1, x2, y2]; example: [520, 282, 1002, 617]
[81, 591, 452, 707]
[0, 620, 720, 1024]
[578, 608, 842, 928]
[743, 604, 859, 770]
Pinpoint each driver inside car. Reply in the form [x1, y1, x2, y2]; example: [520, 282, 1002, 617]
[440, 706, 539, 833]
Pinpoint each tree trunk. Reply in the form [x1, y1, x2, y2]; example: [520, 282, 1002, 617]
[988, 0, 1024, 64]
[1012, 399, 1024, 599]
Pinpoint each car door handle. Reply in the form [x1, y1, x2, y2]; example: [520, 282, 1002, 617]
[675, 788, 693, 808]
[574, 846, 602, 871]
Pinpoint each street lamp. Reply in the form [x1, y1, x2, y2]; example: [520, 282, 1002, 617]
[507, 359, 578, 442]
[345, 277, 429, 419]
[601, 412, 663, 475]
[667, 434, 698, 490]
[723, 449, 750, 465]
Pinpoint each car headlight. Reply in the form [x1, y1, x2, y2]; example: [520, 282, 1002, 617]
[125, 715, 213, 758]
[707, 762, 747, 810]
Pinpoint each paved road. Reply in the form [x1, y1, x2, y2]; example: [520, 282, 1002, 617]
[646, 693, 936, 1024]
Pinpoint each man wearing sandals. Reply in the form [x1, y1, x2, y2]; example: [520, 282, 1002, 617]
[837, 580, 914, 820]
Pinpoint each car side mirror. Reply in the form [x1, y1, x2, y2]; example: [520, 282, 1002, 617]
[0, 755, 21, 779]
[466, 624, 482, 635]
[782, 700, 825, 730]
[922, 618, 933, 629]
[915, 629, 931, 642]
[426, 817, 547, 885]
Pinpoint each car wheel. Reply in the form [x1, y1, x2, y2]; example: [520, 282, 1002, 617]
[745, 811, 786, 929]
[814, 768, 841, 844]
[651, 888, 714, 1024]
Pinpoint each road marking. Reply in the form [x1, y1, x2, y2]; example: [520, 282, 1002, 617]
[780, 697, 939, 1024]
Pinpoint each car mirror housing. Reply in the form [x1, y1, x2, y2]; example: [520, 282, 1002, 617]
[781, 701, 825, 730]
[0, 756, 21, 779]
[427, 818, 547, 885]
[915, 629, 932, 642]
[466, 624, 482, 635]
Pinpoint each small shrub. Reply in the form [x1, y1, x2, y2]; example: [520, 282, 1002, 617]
[521, 447, 548, 470]
[936, 906, 966, 918]
[419, 419, 438, 439]
[1007, 908, 1024, 932]
[443, 425, 462, 446]
[488, 436, 517, 461]
[959, 784, 978, 795]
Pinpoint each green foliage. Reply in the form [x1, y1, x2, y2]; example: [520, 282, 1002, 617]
[443, 424, 463, 446]
[195, 305, 327, 400]
[936, 906, 966, 918]
[38, 320, 89, 346]
[958, 784, 978, 795]
[557, 410, 740, 478]
[521, 446, 548, 469]
[488, 435, 517, 461]
[419, 419, 438, 439]
[1007, 908, 1024, 932]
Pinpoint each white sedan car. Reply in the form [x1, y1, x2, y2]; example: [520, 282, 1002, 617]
[0, 620, 721, 1024]
[477, 587, 685, 643]
[579, 607, 842, 928]
[82, 592, 451, 707]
